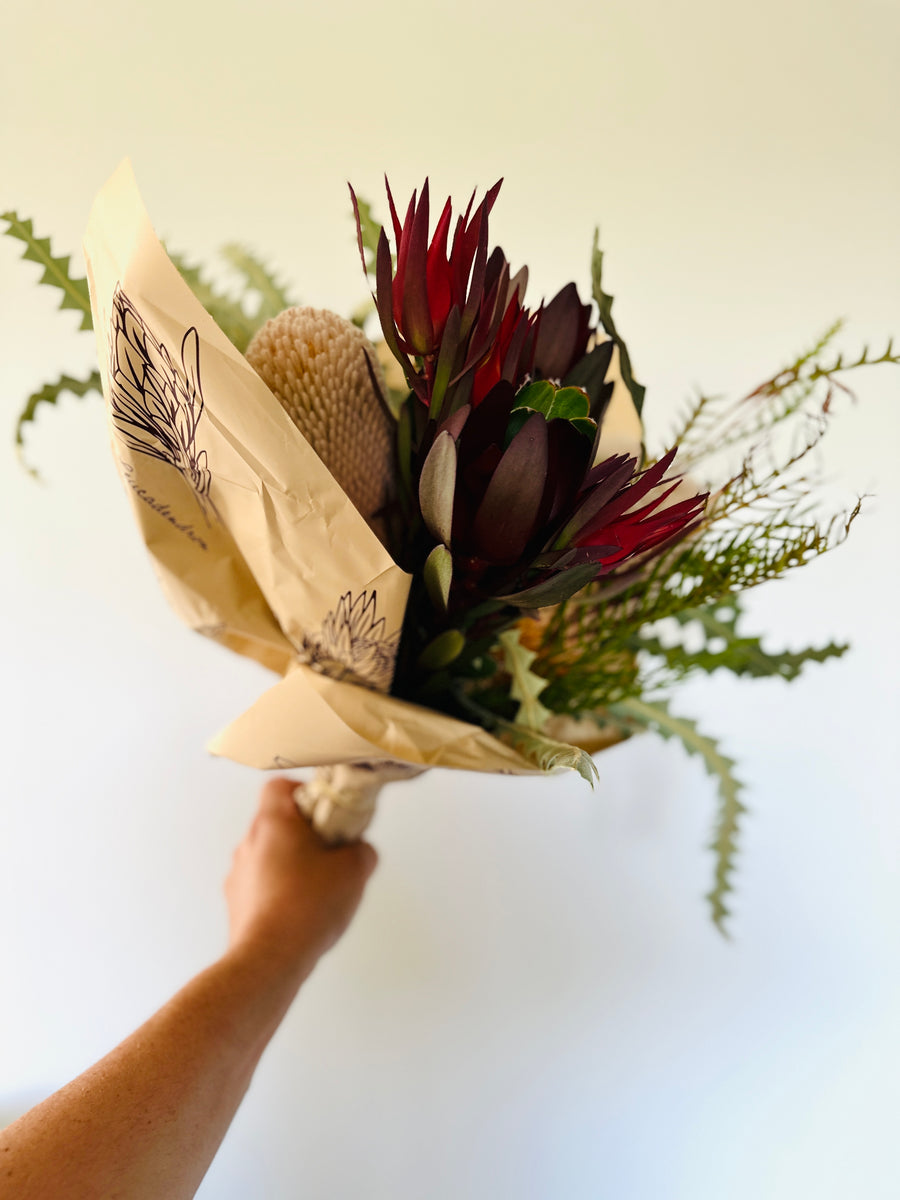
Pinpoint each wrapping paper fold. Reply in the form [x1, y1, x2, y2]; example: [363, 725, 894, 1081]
[82, 160, 539, 775]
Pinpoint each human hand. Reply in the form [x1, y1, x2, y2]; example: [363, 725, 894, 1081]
[225, 778, 378, 975]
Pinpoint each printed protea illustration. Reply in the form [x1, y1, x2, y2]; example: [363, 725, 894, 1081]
[246, 306, 395, 539]
[108, 286, 214, 510]
[302, 591, 400, 691]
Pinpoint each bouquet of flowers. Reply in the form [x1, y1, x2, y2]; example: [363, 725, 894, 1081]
[5, 163, 895, 930]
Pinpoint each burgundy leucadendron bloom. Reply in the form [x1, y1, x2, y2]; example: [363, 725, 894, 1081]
[352, 177, 706, 609]
[418, 379, 708, 609]
[351, 178, 594, 418]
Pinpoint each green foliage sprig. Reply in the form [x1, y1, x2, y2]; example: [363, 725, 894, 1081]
[2, 214, 297, 468]
[638, 599, 848, 686]
[220, 244, 294, 326]
[2, 211, 93, 330]
[591, 229, 646, 415]
[15, 371, 103, 470]
[497, 628, 552, 731]
[610, 698, 745, 932]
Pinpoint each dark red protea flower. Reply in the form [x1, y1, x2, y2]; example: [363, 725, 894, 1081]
[416, 378, 707, 611]
[352, 178, 597, 421]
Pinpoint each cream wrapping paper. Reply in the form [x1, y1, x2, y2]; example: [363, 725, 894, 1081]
[82, 161, 539, 778]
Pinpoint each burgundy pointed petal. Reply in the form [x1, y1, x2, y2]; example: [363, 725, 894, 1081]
[375, 229, 406, 363]
[348, 183, 370, 277]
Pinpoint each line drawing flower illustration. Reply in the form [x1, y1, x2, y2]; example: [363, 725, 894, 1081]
[301, 591, 400, 692]
[109, 285, 218, 519]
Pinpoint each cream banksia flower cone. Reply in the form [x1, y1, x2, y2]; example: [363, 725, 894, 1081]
[247, 306, 407, 839]
[246, 306, 395, 542]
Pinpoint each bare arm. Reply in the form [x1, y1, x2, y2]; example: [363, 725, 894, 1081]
[0, 778, 377, 1200]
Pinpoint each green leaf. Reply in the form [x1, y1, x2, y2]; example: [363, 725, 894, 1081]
[15, 369, 104, 475]
[637, 598, 849, 682]
[514, 380, 556, 412]
[513, 380, 596, 439]
[497, 562, 599, 608]
[167, 250, 258, 353]
[418, 628, 465, 670]
[221, 243, 295, 325]
[610, 697, 746, 935]
[2, 212, 93, 331]
[590, 228, 645, 415]
[497, 628, 552, 731]
[497, 720, 599, 786]
[423, 543, 453, 612]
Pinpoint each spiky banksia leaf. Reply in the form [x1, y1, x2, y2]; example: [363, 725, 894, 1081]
[2, 212, 93, 331]
[166, 251, 259, 353]
[15, 370, 104, 475]
[221, 243, 295, 324]
[497, 720, 599, 786]
[664, 600, 849, 681]
[498, 628, 552, 731]
[610, 697, 746, 935]
[245, 307, 395, 538]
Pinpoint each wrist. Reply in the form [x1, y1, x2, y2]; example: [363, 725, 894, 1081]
[222, 927, 321, 997]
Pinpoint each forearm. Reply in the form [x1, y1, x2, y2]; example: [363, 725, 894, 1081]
[0, 942, 314, 1200]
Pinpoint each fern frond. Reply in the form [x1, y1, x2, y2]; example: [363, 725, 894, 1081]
[15, 369, 104, 475]
[808, 337, 900, 382]
[784, 319, 845, 376]
[666, 391, 719, 448]
[220, 243, 295, 325]
[2, 212, 92, 331]
[610, 697, 746, 934]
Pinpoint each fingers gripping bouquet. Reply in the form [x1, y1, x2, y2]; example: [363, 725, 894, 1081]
[10, 161, 889, 927]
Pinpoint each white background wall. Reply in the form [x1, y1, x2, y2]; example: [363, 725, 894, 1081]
[2, 1, 898, 1196]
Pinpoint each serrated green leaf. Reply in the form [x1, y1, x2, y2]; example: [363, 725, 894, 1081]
[167, 250, 258, 353]
[590, 228, 645, 415]
[496, 720, 599, 785]
[220, 243, 295, 325]
[638, 599, 849, 682]
[14, 369, 104, 476]
[497, 628, 552, 731]
[610, 697, 746, 935]
[3, 212, 93, 331]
